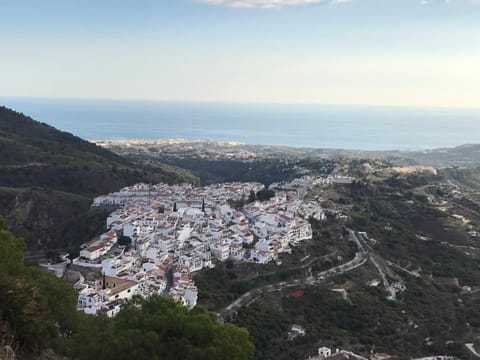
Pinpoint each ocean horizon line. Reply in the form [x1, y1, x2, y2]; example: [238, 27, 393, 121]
[2, 97, 480, 152]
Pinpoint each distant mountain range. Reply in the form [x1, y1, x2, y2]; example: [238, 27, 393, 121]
[304, 143, 480, 167]
[389, 144, 480, 167]
[314, 144, 480, 167]
[0, 106, 198, 252]
[301, 143, 480, 167]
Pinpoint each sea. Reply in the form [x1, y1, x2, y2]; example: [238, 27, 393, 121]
[2, 97, 480, 151]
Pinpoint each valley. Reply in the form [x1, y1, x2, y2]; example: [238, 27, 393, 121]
[66, 138, 480, 359]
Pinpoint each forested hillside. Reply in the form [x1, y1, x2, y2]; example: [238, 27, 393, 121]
[0, 106, 198, 251]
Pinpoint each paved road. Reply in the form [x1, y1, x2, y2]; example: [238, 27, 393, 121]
[466, 343, 480, 358]
[218, 229, 368, 321]
[235, 250, 337, 282]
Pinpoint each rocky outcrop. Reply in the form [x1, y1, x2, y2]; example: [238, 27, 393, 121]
[0, 187, 109, 252]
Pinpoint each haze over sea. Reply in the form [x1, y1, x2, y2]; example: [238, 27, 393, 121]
[2, 97, 480, 151]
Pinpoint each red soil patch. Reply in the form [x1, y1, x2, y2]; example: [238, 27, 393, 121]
[290, 290, 304, 298]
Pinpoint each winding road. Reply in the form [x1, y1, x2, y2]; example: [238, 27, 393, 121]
[218, 229, 368, 321]
[466, 343, 480, 358]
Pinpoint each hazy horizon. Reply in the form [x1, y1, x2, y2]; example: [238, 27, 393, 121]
[3, 95, 480, 112]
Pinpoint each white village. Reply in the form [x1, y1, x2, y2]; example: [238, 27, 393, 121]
[63, 175, 351, 317]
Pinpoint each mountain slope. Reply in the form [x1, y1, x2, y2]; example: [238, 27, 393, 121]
[0, 106, 198, 251]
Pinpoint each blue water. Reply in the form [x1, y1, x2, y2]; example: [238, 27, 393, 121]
[1, 97, 480, 151]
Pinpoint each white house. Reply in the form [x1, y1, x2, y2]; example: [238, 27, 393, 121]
[318, 347, 331, 358]
[288, 220, 312, 246]
[229, 244, 245, 261]
[101, 276, 139, 302]
[178, 255, 203, 273]
[249, 249, 272, 264]
[77, 287, 104, 314]
[184, 286, 198, 308]
[80, 231, 118, 261]
[210, 241, 230, 261]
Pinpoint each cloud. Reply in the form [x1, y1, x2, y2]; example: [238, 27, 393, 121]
[196, 0, 351, 9]
[197, 0, 480, 8]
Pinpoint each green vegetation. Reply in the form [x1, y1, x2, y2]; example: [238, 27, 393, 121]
[117, 235, 132, 247]
[395, 145, 480, 167]
[215, 172, 480, 359]
[0, 218, 253, 359]
[156, 157, 300, 185]
[0, 216, 79, 357]
[256, 188, 275, 202]
[234, 280, 469, 360]
[0, 186, 111, 255]
[0, 106, 199, 251]
[195, 262, 305, 311]
[117, 152, 335, 186]
[439, 166, 480, 191]
[69, 295, 253, 360]
[337, 176, 480, 286]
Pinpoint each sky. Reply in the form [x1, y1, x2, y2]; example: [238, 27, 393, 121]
[0, 0, 479, 108]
